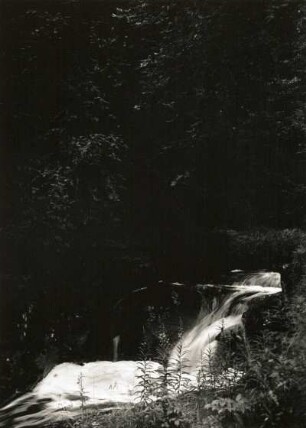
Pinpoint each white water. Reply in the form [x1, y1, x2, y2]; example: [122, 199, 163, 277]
[169, 271, 281, 371]
[0, 272, 281, 428]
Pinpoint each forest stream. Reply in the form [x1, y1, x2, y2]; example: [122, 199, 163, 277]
[0, 272, 281, 428]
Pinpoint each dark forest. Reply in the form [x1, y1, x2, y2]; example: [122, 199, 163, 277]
[0, 1, 306, 427]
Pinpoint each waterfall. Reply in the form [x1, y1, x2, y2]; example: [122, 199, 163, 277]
[0, 272, 281, 428]
[169, 284, 281, 373]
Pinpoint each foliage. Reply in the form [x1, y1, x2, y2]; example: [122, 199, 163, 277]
[225, 228, 306, 272]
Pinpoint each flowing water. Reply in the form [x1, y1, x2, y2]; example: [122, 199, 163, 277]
[0, 272, 281, 427]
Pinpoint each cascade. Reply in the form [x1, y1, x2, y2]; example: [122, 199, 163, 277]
[0, 272, 281, 428]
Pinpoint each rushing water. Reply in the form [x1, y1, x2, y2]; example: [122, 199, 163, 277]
[0, 272, 281, 428]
